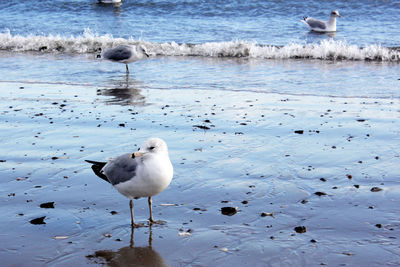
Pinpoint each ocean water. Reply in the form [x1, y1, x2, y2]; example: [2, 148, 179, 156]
[1, 1, 400, 266]
[0, 0, 399, 100]
[1, 0, 400, 46]
[0, 0, 399, 99]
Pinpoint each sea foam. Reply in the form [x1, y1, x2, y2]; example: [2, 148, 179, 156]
[0, 30, 399, 62]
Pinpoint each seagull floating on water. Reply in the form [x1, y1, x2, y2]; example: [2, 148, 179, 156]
[301, 10, 342, 32]
[102, 45, 150, 73]
[85, 138, 173, 227]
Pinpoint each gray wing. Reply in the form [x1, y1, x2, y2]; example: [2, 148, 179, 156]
[102, 153, 138, 185]
[305, 18, 327, 30]
[103, 46, 132, 61]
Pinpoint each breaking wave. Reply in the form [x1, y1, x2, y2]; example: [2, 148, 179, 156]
[1, 29, 399, 62]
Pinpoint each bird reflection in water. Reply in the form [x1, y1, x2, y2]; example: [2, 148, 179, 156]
[97, 74, 146, 106]
[87, 225, 168, 266]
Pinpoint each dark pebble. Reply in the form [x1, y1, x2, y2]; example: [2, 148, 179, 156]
[294, 130, 304, 134]
[314, 192, 327, 196]
[294, 226, 307, 233]
[375, 224, 382, 228]
[371, 187, 383, 192]
[261, 212, 274, 218]
[241, 200, 248, 204]
[347, 174, 352, 179]
[221, 206, 238, 216]
[310, 239, 317, 243]
[193, 125, 210, 130]
[110, 211, 118, 215]
[40, 202, 54, 209]
[354, 185, 360, 189]
[30, 216, 46, 225]
[320, 178, 327, 182]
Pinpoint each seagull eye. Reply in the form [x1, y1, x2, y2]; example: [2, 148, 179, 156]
[149, 146, 155, 150]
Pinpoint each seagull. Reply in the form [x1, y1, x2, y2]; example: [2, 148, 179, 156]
[301, 10, 342, 32]
[85, 138, 173, 227]
[102, 45, 150, 73]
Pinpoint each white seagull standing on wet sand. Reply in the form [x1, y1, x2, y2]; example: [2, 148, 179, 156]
[301, 10, 342, 32]
[102, 44, 150, 73]
[85, 138, 173, 227]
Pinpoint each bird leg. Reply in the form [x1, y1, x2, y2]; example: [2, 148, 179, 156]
[125, 64, 129, 73]
[130, 199, 145, 228]
[130, 199, 135, 226]
[148, 196, 166, 225]
[148, 196, 154, 223]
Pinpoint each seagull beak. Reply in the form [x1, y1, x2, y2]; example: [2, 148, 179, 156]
[130, 151, 146, 158]
[338, 14, 342, 18]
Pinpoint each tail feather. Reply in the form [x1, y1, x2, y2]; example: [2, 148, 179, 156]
[85, 160, 110, 183]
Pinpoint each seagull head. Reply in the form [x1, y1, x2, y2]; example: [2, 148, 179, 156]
[130, 138, 168, 158]
[138, 45, 150, 58]
[331, 10, 342, 18]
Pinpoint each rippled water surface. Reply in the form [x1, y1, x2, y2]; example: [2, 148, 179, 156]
[1, 0, 400, 46]
[0, 0, 399, 266]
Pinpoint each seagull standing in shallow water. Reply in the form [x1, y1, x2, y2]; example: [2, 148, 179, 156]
[85, 138, 173, 227]
[102, 45, 150, 73]
[302, 10, 342, 32]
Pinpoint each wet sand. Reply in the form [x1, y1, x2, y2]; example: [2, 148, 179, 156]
[0, 80, 399, 266]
